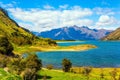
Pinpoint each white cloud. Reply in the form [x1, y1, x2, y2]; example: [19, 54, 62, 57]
[95, 15, 119, 29]
[0, 1, 17, 8]
[59, 4, 68, 9]
[8, 6, 93, 32]
[93, 7, 115, 15]
[43, 5, 55, 9]
[1, 2, 119, 31]
[99, 15, 110, 23]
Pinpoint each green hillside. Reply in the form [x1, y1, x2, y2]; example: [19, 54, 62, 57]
[0, 8, 35, 45]
[0, 7, 97, 80]
[0, 7, 56, 46]
[102, 28, 120, 40]
[0, 68, 22, 80]
[39, 68, 120, 80]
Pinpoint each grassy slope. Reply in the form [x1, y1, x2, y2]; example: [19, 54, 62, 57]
[102, 28, 120, 40]
[0, 8, 58, 54]
[0, 68, 22, 80]
[1, 67, 120, 80]
[0, 10, 34, 43]
[39, 68, 120, 80]
[39, 69, 83, 80]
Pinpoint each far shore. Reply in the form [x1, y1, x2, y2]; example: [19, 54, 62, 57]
[13, 44, 97, 54]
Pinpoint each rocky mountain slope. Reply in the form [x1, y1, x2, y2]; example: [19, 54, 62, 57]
[34, 25, 112, 40]
[102, 27, 120, 40]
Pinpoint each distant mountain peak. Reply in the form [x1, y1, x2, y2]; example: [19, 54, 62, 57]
[33, 25, 113, 40]
[71, 25, 78, 28]
[81, 26, 89, 28]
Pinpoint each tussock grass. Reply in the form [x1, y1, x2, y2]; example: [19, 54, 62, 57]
[0, 68, 22, 80]
[38, 68, 120, 80]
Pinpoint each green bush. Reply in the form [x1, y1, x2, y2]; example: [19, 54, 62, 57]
[25, 54, 42, 70]
[46, 64, 54, 70]
[0, 54, 10, 68]
[62, 58, 72, 72]
[7, 54, 42, 80]
[0, 35, 13, 55]
[82, 67, 92, 80]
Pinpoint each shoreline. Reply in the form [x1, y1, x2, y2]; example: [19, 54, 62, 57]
[56, 40, 84, 43]
[13, 44, 97, 54]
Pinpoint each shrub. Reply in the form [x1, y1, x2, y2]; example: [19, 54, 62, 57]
[46, 64, 54, 70]
[0, 35, 13, 55]
[82, 67, 92, 80]
[22, 68, 38, 80]
[21, 54, 42, 80]
[6, 54, 42, 80]
[100, 68, 105, 79]
[62, 58, 72, 72]
[25, 54, 42, 70]
[0, 54, 10, 68]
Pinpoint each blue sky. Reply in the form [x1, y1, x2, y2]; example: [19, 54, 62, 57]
[0, 0, 120, 32]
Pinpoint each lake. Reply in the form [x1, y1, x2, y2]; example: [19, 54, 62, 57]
[36, 41, 120, 68]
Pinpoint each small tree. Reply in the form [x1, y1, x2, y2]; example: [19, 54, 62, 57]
[21, 54, 42, 80]
[62, 58, 72, 72]
[100, 68, 105, 79]
[46, 64, 54, 70]
[0, 35, 13, 55]
[82, 67, 92, 80]
[25, 54, 42, 70]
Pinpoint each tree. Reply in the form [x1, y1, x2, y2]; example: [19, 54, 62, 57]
[21, 54, 42, 80]
[82, 67, 92, 80]
[25, 54, 42, 70]
[7, 54, 42, 80]
[62, 58, 72, 72]
[22, 68, 37, 80]
[0, 35, 13, 55]
[100, 68, 105, 80]
[46, 64, 54, 70]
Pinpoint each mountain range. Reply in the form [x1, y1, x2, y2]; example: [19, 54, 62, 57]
[33, 25, 112, 40]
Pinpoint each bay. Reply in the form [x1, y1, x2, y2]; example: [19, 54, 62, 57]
[36, 41, 120, 68]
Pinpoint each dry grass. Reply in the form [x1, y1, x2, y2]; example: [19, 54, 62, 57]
[39, 67, 120, 80]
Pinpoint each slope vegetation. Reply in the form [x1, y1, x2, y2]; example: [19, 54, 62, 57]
[102, 28, 120, 40]
[0, 8, 35, 45]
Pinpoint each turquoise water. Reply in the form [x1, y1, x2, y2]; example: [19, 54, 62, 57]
[36, 41, 120, 68]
